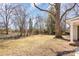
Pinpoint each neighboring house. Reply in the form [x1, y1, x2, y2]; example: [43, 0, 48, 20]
[66, 17, 79, 43]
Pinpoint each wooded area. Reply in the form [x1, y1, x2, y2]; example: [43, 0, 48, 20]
[0, 3, 78, 38]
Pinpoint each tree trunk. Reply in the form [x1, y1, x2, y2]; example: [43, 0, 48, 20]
[5, 15, 8, 35]
[20, 27, 23, 36]
[6, 25, 8, 34]
[54, 3, 62, 38]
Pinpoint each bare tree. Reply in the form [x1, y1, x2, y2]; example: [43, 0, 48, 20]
[46, 6, 55, 35]
[61, 4, 68, 33]
[73, 4, 79, 17]
[29, 18, 33, 35]
[0, 3, 19, 34]
[34, 15, 45, 34]
[13, 6, 28, 36]
[34, 3, 76, 38]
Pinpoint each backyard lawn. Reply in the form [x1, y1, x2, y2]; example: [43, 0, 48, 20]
[0, 35, 76, 56]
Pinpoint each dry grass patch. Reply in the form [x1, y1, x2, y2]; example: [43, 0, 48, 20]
[0, 35, 76, 56]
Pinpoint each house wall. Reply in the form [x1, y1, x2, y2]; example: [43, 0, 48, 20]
[70, 23, 77, 42]
[66, 17, 79, 42]
[74, 25, 77, 40]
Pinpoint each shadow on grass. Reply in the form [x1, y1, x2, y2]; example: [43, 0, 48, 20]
[0, 34, 24, 40]
[69, 41, 79, 46]
[0, 45, 8, 49]
[60, 38, 70, 42]
[47, 48, 75, 56]
[56, 50, 75, 56]
[53, 37, 70, 42]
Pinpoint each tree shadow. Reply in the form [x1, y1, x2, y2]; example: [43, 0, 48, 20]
[69, 41, 79, 46]
[54, 37, 70, 42]
[56, 50, 75, 56]
[0, 34, 23, 40]
[62, 38, 70, 42]
[0, 45, 8, 49]
[47, 47, 75, 56]
[53, 35, 70, 42]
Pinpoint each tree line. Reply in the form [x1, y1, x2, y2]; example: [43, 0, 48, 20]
[0, 3, 79, 38]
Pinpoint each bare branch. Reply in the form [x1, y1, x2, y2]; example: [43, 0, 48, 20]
[76, 4, 79, 7]
[8, 4, 21, 15]
[34, 3, 54, 15]
[61, 3, 76, 20]
[49, 3, 54, 6]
